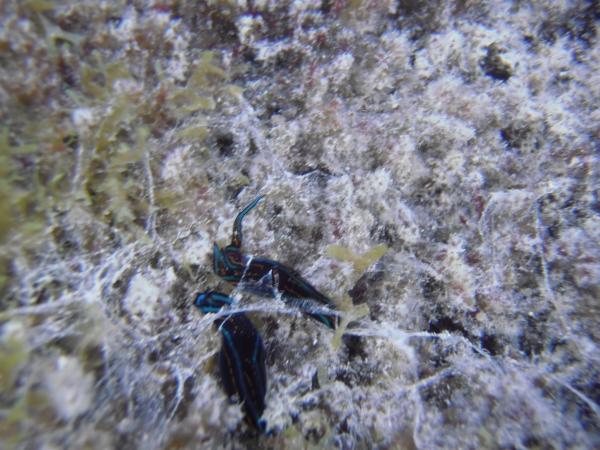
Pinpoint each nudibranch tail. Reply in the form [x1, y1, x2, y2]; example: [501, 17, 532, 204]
[193, 290, 268, 433]
[232, 195, 263, 249]
[217, 314, 267, 433]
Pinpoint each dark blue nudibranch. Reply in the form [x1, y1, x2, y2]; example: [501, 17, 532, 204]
[213, 196, 339, 329]
[194, 290, 267, 433]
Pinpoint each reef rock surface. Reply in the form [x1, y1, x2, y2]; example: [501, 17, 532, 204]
[1, 1, 599, 449]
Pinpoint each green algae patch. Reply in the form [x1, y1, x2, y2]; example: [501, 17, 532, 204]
[188, 52, 227, 88]
[0, 128, 42, 243]
[0, 389, 53, 450]
[169, 89, 216, 114]
[325, 245, 386, 349]
[94, 97, 137, 153]
[80, 53, 134, 102]
[0, 397, 26, 449]
[0, 338, 27, 391]
[225, 84, 245, 102]
[326, 243, 388, 274]
[0, 195, 13, 244]
[22, 0, 55, 13]
[176, 124, 209, 141]
[165, 51, 227, 119]
[0, 265, 7, 292]
[331, 295, 370, 351]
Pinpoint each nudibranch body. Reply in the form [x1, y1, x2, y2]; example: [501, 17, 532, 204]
[194, 290, 267, 433]
[213, 196, 339, 329]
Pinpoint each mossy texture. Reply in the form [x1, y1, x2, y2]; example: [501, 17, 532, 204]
[1, 0, 599, 449]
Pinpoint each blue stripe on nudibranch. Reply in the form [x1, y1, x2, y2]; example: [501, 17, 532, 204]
[213, 243, 224, 275]
[251, 333, 266, 400]
[223, 274, 241, 282]
[221, 329, 256, 418]
[193, 290, 267, 432]
[211, 292, 233, 305]
[217, 315, 267, 431]
[194, 289, 233, 314]
[252, 334, 261, 366]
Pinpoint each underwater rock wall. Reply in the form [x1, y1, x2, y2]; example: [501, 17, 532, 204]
[1, 0, 599, 448]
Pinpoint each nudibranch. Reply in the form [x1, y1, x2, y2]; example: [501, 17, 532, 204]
[213, 196, 339, 329]
[194, 290, 267, 433]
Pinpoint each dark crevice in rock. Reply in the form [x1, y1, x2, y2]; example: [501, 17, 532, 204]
[481, 43, 512, 81]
